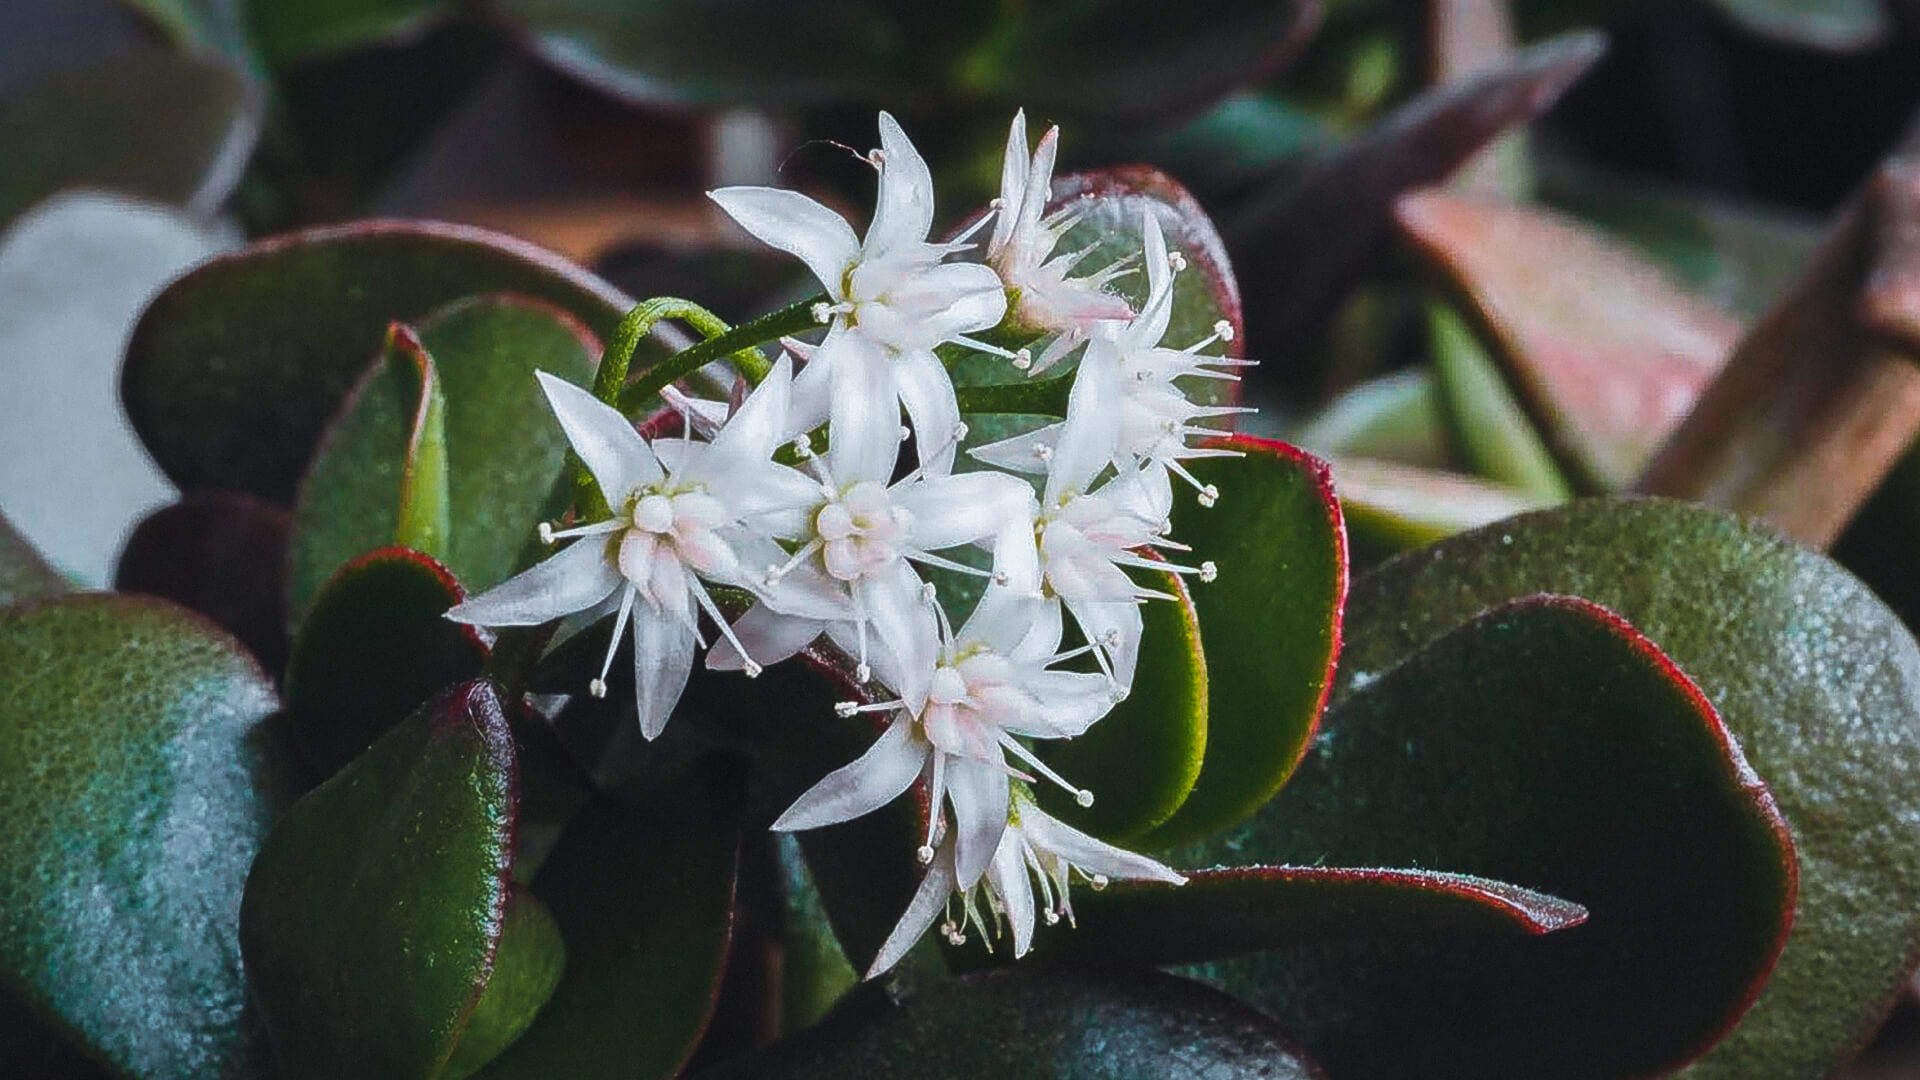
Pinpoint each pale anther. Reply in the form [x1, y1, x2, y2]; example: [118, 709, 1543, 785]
[537, 521, 556, 544]
[1012, 349, 1032, 370]
[992, 570, 1009, 586]
[1198, 484, 1220, 508]
[1167, 250, 1188, 272]
[1075, 789, 1095, 808]
[1035, 444, 1053, 462]
[589, 677, 608, 699]
[1213, 319, 1235, 342]
[921, 581, 938, 602]
[791, 434, 814, 457]
[834, 700, 860, 718]
[916, 844, 935, 865]
[1090, 874, 1110, 890]
[899, 424, 911, 441]
[1199, 561, 1218, 583]
[1044, 910, 1061, 926]
[811, 302, 833, 324]
[743, 659, 764, 678]
[856, 662, 872, 683]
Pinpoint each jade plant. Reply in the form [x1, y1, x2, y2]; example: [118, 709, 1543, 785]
[8, 2, 1920, 1079]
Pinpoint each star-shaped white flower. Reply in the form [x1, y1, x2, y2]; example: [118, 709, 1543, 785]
[864, 787, 1184, 978]
[769, 587, 1116, 897]
[709, 112, 1007, 475]
[444, 359, 819, 739]
[987, 109, 1136, 374]
[707, 371, 1039, 708]
[974, 210, 1254, 510]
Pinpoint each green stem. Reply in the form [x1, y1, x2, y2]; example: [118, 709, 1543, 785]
[614, 294, 827, 415]
[953, 371, 1075, 418]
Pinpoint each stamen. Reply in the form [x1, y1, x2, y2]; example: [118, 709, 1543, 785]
[690, 580, 763, 677]
[898, 424, 911, 442]
[1034, 443, 1054, 462]
[1167, 250, 1188, 273]
[542, 519, 623, 543]
[764, 537, 824, 586]
[792, 433, 814, 458]
[834, 701, 860, 718]
[998, 733, 1094, 807]
[1090, 873, 1110, 890]
[1213, 319, 1235, 342]
[906, 549, 998, 579]
[1012, 349, 1032, 371]
[538, 522, 554, 544]
[593, 586, 638, 698]
[951, 335, 1037, 370]
[917, 845, 935, 864]
[1198, 485, 1219, 508]
[589, 678, 608, 698]
[1199, 561, 1218, 583]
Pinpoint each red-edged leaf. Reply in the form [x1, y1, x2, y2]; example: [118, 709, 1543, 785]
[113, 492, 291, 672]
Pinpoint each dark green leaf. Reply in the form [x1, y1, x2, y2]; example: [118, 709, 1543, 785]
[122, 219, 635, 502]
[288, 294, 599, 620]
[385, 323, 452, 561]
[1335, 498, 1920, 1079]
[443, 892, 565, 1080]
[775, 835, 857, 1036]
[1322, 456, 1556, 568]
[0, 508, 65, 606]
[1133, 438, 1345, 850]
[284, 547, 487, 778]
[473, 767, 742, 1080]
[1289, 369, 1454, 470]
[1229, 31, 1606, 354]
[240, 680, 518, 1080]
[1398, 188, 1740, 492]
[0, 594, 291, 1079]
[1197, 594, 1794, 1079]
[0, 49, 258, 227]
[244, 0, 449, 65]
[955, 1, 1316, 121]
[693, 967, 1325, 1079]
[1708, 0, 1890, 51]
[1054, 866, 1586, 968]
[113, 492, 291, 673]
[1034, 569, 1204, 840]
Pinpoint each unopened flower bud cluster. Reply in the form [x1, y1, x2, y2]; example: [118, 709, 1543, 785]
[447, 111, 1253, 976]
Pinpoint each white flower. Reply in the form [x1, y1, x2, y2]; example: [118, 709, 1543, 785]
[973, 211, 1254, 510]
[706, 383, 1039, 708]
[769, 588, 1116, 896]
[987, 109, 1136, 373]
[864, 787, 1184, 978]
[709, 112, 1007, 475]
[444, 359, 819, 739]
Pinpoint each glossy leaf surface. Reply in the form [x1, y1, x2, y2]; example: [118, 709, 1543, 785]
[443, 893, 565, 1080]
[1035, 570, 1205, 841]
[1134, 438, 1345, 850]
[695, 967, 1324, 1079]
[284, 547, 487, 778]
[289, 294, 599, 620]
[0, 594, 289, 1079]
[474, 769, 742, 1080]
[1338, 498, 1920, 1079]
[114, 492, 291, 673]
[1322, 456, 1556, 566]
[0, 49, 258, 226]
[1399, 189, 1740, 491]
[122, 220, 632, 502]
[1200, 594, 1794, 1078]
[240, 681, 519, 1080]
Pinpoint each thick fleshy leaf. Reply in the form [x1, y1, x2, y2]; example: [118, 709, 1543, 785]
[122, 219, 634, 502]
[284, 547, 488, 778]
[239, 680, 518, 1080]
[1, 193, 225, 586]
[693, 967, 1325, 1079]
[1638, 155, 1920, 547]
[472, 767, 742, 1080]
[1709, 0, 1891, 51]
[1289, 369, 1453, 469]
[1322, 456, 1557, 567]
[1196, 594, 1795, 1078]
[0, 49, 258, 226]
[114, 0, 253, 59]
[246, 0, 450, 64]
[0, 594, 291, 1079]
[955, 1, 1317, 121]
[1425, 299, 1570, 499]
[1133, 438, 1345, 850]
[289, 294, 599, 621]
[1053, 866, 1586, 967]
[385, 323, 453, 560]
[114, 491, 292, 673]
[1229, 31, 1606, 354]
[1034, 569, 1204, 840]
[1337, 498, 1920, 1079]
[442, 892, 565, 1080]
[775, 835, 858, 1035]
[1399, 188, 1742, 491]
[0, 508, 65, 606]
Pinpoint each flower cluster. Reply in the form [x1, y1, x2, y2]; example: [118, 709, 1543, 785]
[447, 110, 1251, 976]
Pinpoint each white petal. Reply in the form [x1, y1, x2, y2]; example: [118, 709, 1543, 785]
[867, 111, 936, 256]
[631, 605, 698, 739]
[1136, 209, 1174, 346]
[960, 585, 1050, 659]
[1044, 344, 1123, 504]
[857, 559, 938, 709]
[445, 536, 622, 626]
[1019, 126, 1059, 244]
[701, 353, 792, 471]
[1017, 669, 1115, 738]
[773, 715, 928, 831]
[896, 349, 962, 476]
[865, 843, 957, 979]
[827, 334, 903, 485]
[989, 828, 1037, 957]
[946, 757, 1011, 889]
[708, 602, 826, 672]
[537, 371, 662, 502]
[786, 341, 835, 438]
[733, 464, 826, 537]
[1067, 595, 1143, 688]
[709, 186, 860, 297]
[990, 110, 1028, 255]
[969, 421, 1064, 476]
[907, 262, 1009, 342]
[1011, 595, 1064, 665]
[896, 470, 1035, 551]
[1022, 802, 1186, 885]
